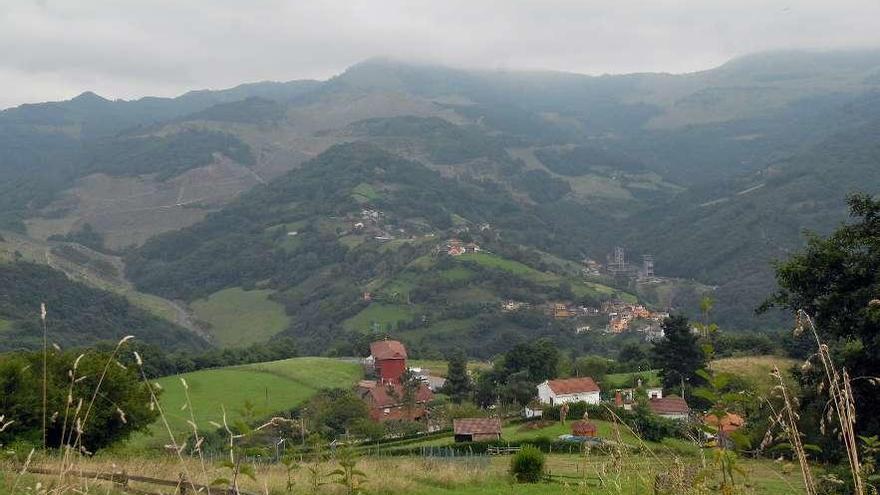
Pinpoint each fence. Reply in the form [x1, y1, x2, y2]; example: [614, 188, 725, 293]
[23, 467, 258, 495]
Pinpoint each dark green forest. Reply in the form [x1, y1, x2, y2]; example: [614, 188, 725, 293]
[0, 262, 205, 351]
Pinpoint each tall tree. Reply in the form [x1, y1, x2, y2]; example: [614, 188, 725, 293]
[764, 193, 880, 441]
[443, 351, 472, 404]
[653, 315, 707, 392]
[0, 349, 158, 451]
[501, 339, 559, 383]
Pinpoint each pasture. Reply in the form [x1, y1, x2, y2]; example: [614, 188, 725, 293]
[190, 287, 290, 347]
[126, 357, 361, 449]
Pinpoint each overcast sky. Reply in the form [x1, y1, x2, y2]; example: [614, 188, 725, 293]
[1, 0, 879, 109]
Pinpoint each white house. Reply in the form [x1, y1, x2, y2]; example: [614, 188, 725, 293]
[537, 377, 601, 406]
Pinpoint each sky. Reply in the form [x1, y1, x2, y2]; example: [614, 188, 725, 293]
[1, 0, 879, 109]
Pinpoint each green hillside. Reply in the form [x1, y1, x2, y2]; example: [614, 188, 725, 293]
[191, 287, 290, 347]
[129, 357, 362, 448]
[2, 50, 880, 344]
[125, 142, 642, 356]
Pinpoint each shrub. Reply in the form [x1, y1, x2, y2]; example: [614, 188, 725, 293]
[510, 445, 546, 483]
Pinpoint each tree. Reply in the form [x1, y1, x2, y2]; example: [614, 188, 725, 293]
[763, 193, 880, 443]
[442, 351, 472, 403]
[652, 315, 707, 392]
[300, 389, 369, 438]
[501, 339, 559, 382]
[0, 349, 158, 450]
[572, 355, 611, 384]
[499, 371, 536, 407]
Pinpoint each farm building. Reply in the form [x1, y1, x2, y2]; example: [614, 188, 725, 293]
[369, 339, 408, 383]
[571, 420, 598, 438]
[648, 395, 690, 420]
[537, 377, 601, 405]
[453, 418, 502, 442]
[357, 380, 434, 422]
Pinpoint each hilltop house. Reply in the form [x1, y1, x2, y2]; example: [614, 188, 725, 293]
[453, 418, 502, 442]
[537, 377, 601, 405]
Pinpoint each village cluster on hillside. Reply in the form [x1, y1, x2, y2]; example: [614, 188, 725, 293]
[356, 340, 742, 444]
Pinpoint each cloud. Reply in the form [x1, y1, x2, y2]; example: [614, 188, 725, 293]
[1, 0, 879, 108]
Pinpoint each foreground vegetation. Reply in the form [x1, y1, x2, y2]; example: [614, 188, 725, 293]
[1, 451, 807, 495]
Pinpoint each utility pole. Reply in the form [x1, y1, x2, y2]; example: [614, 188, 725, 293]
[41, 303, 48, 450]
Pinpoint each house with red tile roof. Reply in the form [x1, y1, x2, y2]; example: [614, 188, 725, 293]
[357, 380, 434, 422]
[453, 418, 502, 442]
[360, 339, 433, 422]
[537, 377, 601, 405]
[648, 395, 690, 420]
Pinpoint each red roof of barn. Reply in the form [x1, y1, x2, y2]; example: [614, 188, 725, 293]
[546, 377, 600, 395]
[648, 395, 690, 415]
[370, 340, 408, 360]
[453, 418, 502, 435]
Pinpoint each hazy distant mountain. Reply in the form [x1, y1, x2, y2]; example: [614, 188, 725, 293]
[2, 49, 879, 349]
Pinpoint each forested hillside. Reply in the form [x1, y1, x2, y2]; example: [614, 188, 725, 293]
[125, 142, 644, 356]
[0, 261, 205, 351]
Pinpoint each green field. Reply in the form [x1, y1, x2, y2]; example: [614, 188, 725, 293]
[343, 303, 418, 332]
[457, 252, 549, 280]
[711, 355, 798, 394]
[408, 359, 491, 378]
[128, 357, 361, 449]
[604, 370, 662, 389]
[191, 287, 290, 347]
[352, 182, 380, 202]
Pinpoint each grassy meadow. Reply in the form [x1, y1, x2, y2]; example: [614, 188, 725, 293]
[190, 287, 290, 347]
[125, 357, 361, 449]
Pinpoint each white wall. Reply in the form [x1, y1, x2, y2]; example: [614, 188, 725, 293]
[537, 381, 601, 405]
[537, 382, 554, 404]
[556, 391, 601, 405]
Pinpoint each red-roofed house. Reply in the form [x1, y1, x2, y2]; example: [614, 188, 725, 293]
[648, 395, 690, 420]
[369, 339, 408, 383]
[453, 418, 502, 442]
[358, 381, 434, 422]
[537, 377, 601, 405]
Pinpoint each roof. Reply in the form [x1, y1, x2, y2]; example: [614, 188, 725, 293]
[370, 340, 408, 360]
[704, 412, 745, 433]
[572, 421, 597, 436]
[648, 395, 690, 415]
[359, 381, 433, 408]
[453, 418, 502, 435]
[545, 377, 600, 395]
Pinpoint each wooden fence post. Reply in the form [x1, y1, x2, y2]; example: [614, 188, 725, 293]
[178, 473, 188, 495]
